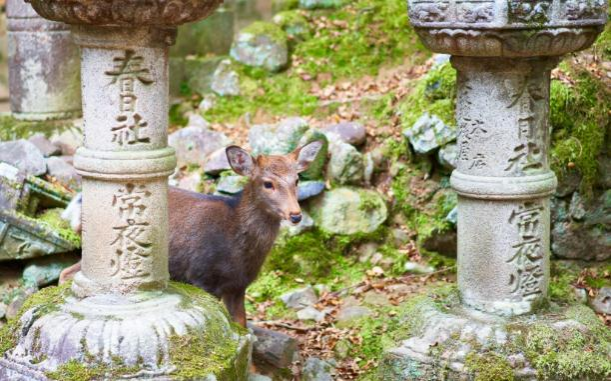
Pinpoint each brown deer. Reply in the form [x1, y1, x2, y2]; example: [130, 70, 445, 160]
[59, 141, 323, 327]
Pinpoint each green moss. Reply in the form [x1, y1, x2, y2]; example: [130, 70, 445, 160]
[35, 208, 82, 247]
[241, 21, 288, 45]
[273, 11, 312, 42]
[0, 115, 74, 141]
[399, 61, 457, 129]
[46, 359, 141, 381]
[0, 282, 71, 357]
[293, 0, 428, 79]
[522, 306, 611, 380]
[550, 63, 610, 195]
[465, 352, 514, 381]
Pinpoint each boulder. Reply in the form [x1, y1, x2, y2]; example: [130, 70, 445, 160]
[327, 141, 364, 185]
[169, 126, 231, 168]
[183, 56, 224, 96]
[438, 142, 458, 170]
[273, 11, 312, 42]
[28, 134, 61, 157]
[186, 113, 210, 129]
[297, 130, 329, 180]
[204, 148, 232, 175]
[22, 255, 78, 288]
[216, 174, 247, 195]
[280, 286, 318, 310]
[250, 324, 299, 369]
[551, 191, 611, 261]
[211, 59, 240, 97]
[336, 306, 372, 326]
[589, 287, 610, 315]
[302, 357, 335, 381]
[249, 117, 309, 156]
[299, 0, 343, 9]
[555, 169, 582, 197]
[403, 113, 456, 154]
[176, 172, 202, 193]
[50, 127, 83, 156]
[0, 139, 46, 176]
[46, 156, 80, 189]
[309, 188, 387, 235]
[230, 22, 289, 73]
[323, 122, 366, 146]
[297, 306, 326, 322]
[297, 181, 325, 201]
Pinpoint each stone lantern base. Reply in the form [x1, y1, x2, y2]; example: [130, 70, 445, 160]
[0, 282, 252, 381]
[379, 288, 610, 381]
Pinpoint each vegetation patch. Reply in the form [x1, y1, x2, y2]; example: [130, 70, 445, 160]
[465, 352, 515, 381]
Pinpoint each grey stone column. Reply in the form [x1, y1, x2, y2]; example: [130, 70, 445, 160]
[71, 26, 176, 296]
[0, 2, 252, 380]
[452, 56, 558, 316]
[6, 0, 81, 121]
[378, 1, 608, 379]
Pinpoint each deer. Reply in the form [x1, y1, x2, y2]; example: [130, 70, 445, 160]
[59, 141, 323, 327]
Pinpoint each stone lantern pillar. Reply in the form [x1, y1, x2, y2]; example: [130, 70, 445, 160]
[380, 1, 608, 379]
[0, 1, 251, 380]
[6, 0, 81, 121]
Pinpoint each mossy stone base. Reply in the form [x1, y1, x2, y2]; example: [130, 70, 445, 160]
[379, 288, 610, 381]
[0, 282, 252, 381]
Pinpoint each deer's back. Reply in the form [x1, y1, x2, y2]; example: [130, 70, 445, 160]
[168, 187, 243, 297]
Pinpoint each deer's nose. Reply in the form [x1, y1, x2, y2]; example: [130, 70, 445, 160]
[289, 213, 302, 224]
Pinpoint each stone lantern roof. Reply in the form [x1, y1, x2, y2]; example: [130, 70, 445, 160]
[407, 0, 608, 56]
[26, 0, 223, 26]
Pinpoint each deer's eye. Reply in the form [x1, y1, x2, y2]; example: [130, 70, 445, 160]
[264, 181, 274, 190]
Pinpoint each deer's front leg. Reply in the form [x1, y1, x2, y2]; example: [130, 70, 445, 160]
[223, 291, 247, 328]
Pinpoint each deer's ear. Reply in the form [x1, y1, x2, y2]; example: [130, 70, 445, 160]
[294, 140, 324, 173]
[226, 146, 255, 176]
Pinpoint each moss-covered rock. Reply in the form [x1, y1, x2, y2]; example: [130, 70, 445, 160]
[273, 10, 312, 42]
[309, 187, 388, 235]
[230, 22, 289, 73]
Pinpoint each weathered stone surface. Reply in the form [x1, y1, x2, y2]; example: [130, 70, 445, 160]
[380, 290, 608, 381]
[204, 147, 232, 175]
[327, 141, 364, 184]
[169, 126, 231, 168]
[249, 374, 273, 381]
[438, 142, 458, 170]
[555, 169, 582, 197]
[176, 171, 202, 193]
[302, 357, 335, 381]
[297, 306, 326, 322]
[28, 134, 61, 157]
[0, 139, 46, 175]
[363, 291, 391, 307]
[217, 174, 247, 194]
[280, 286, 318, 310]
[187, 112, 210, 129]
[7, 0, 81, 121]
[230, 21, 289, 73]
[422, 228, 457, 258]
[183, 56, 224, 96]
[336, 306, 372, 326]
[211, 59, 240, 97]
[171, 6, 234, 57]
[50, 126, 83, 156]
[324, 122, 366, 146]
[589, 287, 610, 315]
[5, 287, 36, 320]
[29, 0, 223, 26]
[0, 303, 7, 320]
[22, 255, 78, 288]
[249, 117, 309, 156]
[309, 188, 387, 235]
[46, 156, 80, 189]
[273, 10, 312, 42]
[299, 0, 343, 10]
[551, 191, 610, 261]
[363, 152, 375, 185]
[250, 324, 299, 369]
[298, 181, 325, 201]
[403, 113, 456, 155]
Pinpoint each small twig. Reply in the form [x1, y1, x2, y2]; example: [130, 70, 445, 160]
[253, 320, 315, 333]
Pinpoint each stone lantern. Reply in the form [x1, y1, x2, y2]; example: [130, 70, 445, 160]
[380, 1, 608, 379]
[6, 0, 81, 121]
[0, 1, 251, 380]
